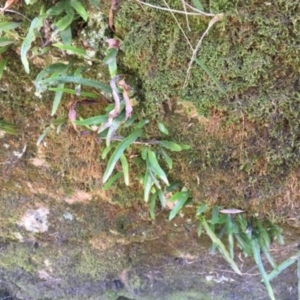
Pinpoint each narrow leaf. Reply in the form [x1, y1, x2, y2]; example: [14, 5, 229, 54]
[195, 58, 226, 94]
[159, 140, 182, 151]
[71, 0, 88, 21]
[0, 21, 22, 32]
[103, 48, 118, 65]
[150, 192, 157, 220]
[75, 115, 107, 126]
[53, 43, 87, 56]
[21, 16, 44, 73]
[148, 149, 169, 185]
[192, 0, 204, 10]
[51, 83, 64, 116]
[157, 188, 165, 207]
[144, 169, 153, 202]
[55, 10, 75, 32]
[49, 87, 98, 98]
[267, 252, 300, 281]
[196, 203, 207, 216]
[103, 172, 122, 190]
[101, 144, 113, 160]
[160, 148, 172, 169]
[41, 76, 111, 93]
[102, 128, 142, 183]
[0, 37, 14, 47]
[120, 154, 129, 186]
[169, 191, 190, 220]
[158, 122, 169, 135]
[252, 239, 275, 300]
[201, 217, 242, 275]
[0, 59, 7, 80]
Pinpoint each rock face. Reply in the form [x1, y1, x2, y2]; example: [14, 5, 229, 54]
[18, 207, 49, 233]
[0, 1, 300, 299]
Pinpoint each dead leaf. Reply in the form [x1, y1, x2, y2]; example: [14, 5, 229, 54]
[109, 0, 118, 31]
[118, 78, 133, 119]
[68, 99, 78, 132]
[0, 0, 19, 13]
[219, 208, 244, 214]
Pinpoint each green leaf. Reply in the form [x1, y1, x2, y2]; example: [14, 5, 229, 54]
[36, 127, 51, 145]
[256, 219, 271, 248]
[157, 188, 165, 207]
[0, 59, 7, 80]
[46, 1, 67, 16]
[267, 252, 300, 281]
[103, 172, 122, 190]
[71, 0, 88, 21]
[180, 144, 190, 150]
[252, 239, 275, 300]
[53, 43, 87, 56]
[0, 120, 18, 135]
[60, 27, 72, 45]
[105, 119, 121, 146]
[103, 48, 118, 65]
[160, 148, 172, 169]
[51, 83, 64, 116]
[89, 0, 101, 8]
[41, 76, 111, 93]
[149, 169, 162, 190]
[141, 146, 148, 160]
[234, 233, 252, 256]
[201, 217, 242, 275]
[102, 128, 142, 183]
[159, 140, 182, 151]
[136, 119, 150, 128]
[21, 16, 44, 74]
[147, 149, 169, 185]
[55, 10, 75, 31]
[226, 215, 234, 259]
[261, 245, 277, 270]
[211, 206, 220, 225]
[101, 144, 113, 160]
[144, 169, 153, 202]
[158, 122, 169, 135]
[49, 87, 98, 98]
[195, 58, 226, 94]
[0, 37, 14, 47]
[108, 60, 118, 78]
[120, 154, 129, 186]
[75, 115, 107, 126]
[191, 0, 204, 10]
[0, 46, 9, 54]
[168, 191, 190, 220]
[150, 192, 157, 220]
[196, 203, 207, 216]
[0, 21, 22, 32]
[35, 63, 70, 84]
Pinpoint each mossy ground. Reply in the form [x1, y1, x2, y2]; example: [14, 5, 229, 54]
[0, 0, 300, 299]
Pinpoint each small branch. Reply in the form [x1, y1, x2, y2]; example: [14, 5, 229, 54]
[1, 8, 32, 22]
[98, 135, 161, 146]
[183, 1, 216, 17]
[162, 0, 193, 51]
[180, 0, 190, 31]
[183, 13, 224, 88]
[137, 1, 214, 16]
